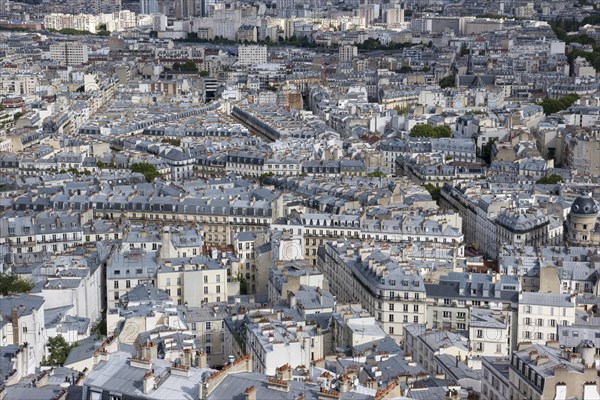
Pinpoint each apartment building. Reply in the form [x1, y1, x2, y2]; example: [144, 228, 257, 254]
[425, 272, 518, 333]
[185, 305, 229, 367]
[517, 292, 576, 345]
[246, 317, 324, 375]
[49, 42, 89, 66]
[155, 256, 229, 307]
[481, 356, 511, 400]
[317, 240, 426, 341]
[509, 343, 600, 400]
[106, 247, 158, 309]
[0, 212, 83, 255]
[237, 45, 267, 66]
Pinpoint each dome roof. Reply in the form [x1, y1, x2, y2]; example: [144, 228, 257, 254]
[571, 196, 598, 216]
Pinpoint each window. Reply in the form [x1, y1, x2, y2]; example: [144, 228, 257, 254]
[475, 343, 483, 352]
[389, 327, 394, 335]
[403, 315, 408, 323]
[114, 281, 119, 289]
[206, 322, 211, 330]
[126, 280, 131, 289]
[524, 331, 531, 339]
[205, 346, 211, 354]
[216, 285, 221, 293]
[205, 333, 212, 343]
[536, 332, 543, 340]
[389, 303, 394, 311]
[443, 311, 451, 318]
[413, 316, 419, 323]
[496, 343, 502, 353]
[413, 305, 419, 312]
[403, 304, 408, 312]
[536, 319, 543, 327]
[477, 329, 483, 339]
[204, 287, 208, 294]
[389, 314, 394, 322]
[204, 276, 208, 283]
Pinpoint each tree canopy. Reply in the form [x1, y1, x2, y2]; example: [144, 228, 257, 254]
[44, 336, 76, 366]
[536, 174, 564, 184]
[539, 94, 579, 115]
[0, 273, 33, 296]
[130, 162, 161, 183]
[410, 124, 452, 138]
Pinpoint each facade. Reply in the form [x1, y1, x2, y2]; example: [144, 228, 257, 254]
[49, 42, 89, 66]
[509, 343, 600, 400]
[566, 195, 600, 246]
[237, 45, 268, 66]
[517, 292, 576, 345]
[317, 240, 426, 341]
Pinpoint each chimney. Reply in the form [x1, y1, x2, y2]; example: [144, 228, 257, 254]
[182, 348, 192, 367]
[141, 341, 158, 360]
[195, 350, 207, 369]
[244, 385, 256, 400]
[143, 370, 155, 394]
[93, 349, 109, 365]
[11, 308, 19, 344]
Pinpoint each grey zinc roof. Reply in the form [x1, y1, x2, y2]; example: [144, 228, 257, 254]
[207, 372, 372, 400]
[520, 292, 574, 308]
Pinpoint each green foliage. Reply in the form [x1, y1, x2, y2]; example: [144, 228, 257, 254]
[13, 112, 24, 121]
[481, 138, 496, 165]
[47, 27, 94, 36]
[44, 336, 76, 366]
[0, 273, 33, 296]
[424, 184, 441, 201]
[259, 172, 274, 184]
[394, 106, 409, 115]
[172, 61, 198, 72]
[238, 273, 248, 295]
[536, 174, 564, 184]
[367, 170, 385, 178]
[439, 74, 456, 88]
[96, 160, 113, 169]
[409, 124, 452, 138]
[399, 65, 413, 73]
[130, 162, 160, 183]
[460, 43, 470, 57]
[539, 93, 579, 115]
[357, 38, 410, 51]
[200, 70, 210, 77]
[161, 137, 181, 146]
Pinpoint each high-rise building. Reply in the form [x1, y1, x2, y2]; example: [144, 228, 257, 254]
[237, 45, 267, 66]
[140, 0, 159, 14]
[175, 0, 195, 18]
[338, 45, 357, 63]
[49, 42, 89, 66]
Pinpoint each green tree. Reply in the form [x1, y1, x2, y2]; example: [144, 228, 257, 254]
[130, 162, 161, 183]
[536, 174, 564, 184]
[0, 273, 33, 296]
[481, 138, 496, 165]
[539, 94, 579, 115]
[424, 183, 441, 201]
[44, 336, 76, 366]
[410, 124, 452, 138]
[199, 70, 210, 77]
[259, 172, 274, 184]
[439, 74, 456, 88]
[367, 170, 385, 178]
[399, 65, 413, 73]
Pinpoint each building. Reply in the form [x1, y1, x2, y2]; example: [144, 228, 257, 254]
[517, 292, 576, 345]
[155, 256, 230, 307]
[140, 0, 159, 14]
[237, 45, 267, 66]
[566, 195, 600, 246]
[49, 42, 89, 66]
[338, 45, 357, 63]
[509, 343, 600, 400]
[481, 356, 510, 400]
[82, 351, 213, 400]
[317, 240, 426, 342]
